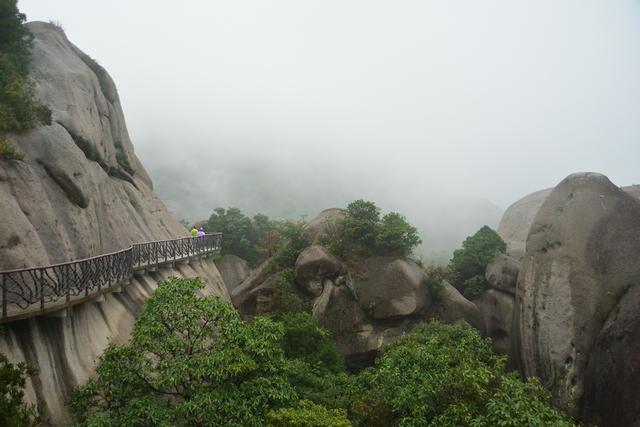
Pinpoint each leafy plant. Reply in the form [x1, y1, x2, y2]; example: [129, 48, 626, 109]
[0, 0, 51, 161]
[449, 226, 506, 299]
[270, 268, 309, 314]
[335, 200, 421, 258]
[351, 321, 576, 426]
[266, 400, 351, 427]
[70, 277, 298, 426]
[0, 136, 23, 160]
[0, 352, 41, 427]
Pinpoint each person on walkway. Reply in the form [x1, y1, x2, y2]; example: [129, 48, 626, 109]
[197, 227, 205, 238]
[191, 226, 198, 237]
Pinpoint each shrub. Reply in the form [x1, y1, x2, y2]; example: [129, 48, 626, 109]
[270, 268, 309, 314]
[422, 268, 448, 305]
[70, 277, 297, 426]
[336, 200, 421, 258]
[449, 226, 506, 299]
[0, 352, 41, 426]
[462, 274, 486, 300]
[206, 207, 262, 265]
[0, 136, 23, 160]
[351, 321, 576, 426]
[273, 221, 308, 269]
[1, 0, 51, 158]
[266, 400, 352, 427]
[375, 212, 421, 257]
[276, 312, 344, 373]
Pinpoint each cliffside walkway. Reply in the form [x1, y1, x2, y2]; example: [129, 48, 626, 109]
[0, 233, 222, 322]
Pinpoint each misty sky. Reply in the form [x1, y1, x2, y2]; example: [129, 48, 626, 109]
[18, 0, 640, 255]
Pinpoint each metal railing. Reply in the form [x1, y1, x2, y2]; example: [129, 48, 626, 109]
[0, 233, 222, 320]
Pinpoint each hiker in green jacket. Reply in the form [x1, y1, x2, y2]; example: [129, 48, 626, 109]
[190, 226, 198, 237]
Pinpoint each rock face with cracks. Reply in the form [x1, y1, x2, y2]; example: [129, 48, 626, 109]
[0, 22, 229, 425]
[515, 172, 640, 426]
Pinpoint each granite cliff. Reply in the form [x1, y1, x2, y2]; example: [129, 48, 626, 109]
[0, 22, 228, 425]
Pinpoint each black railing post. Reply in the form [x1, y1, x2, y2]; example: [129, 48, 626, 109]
[2, 274, 7, 318]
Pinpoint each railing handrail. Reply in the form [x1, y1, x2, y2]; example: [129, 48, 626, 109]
[0, 233, 223, 320]
[0, 233, 223, 275]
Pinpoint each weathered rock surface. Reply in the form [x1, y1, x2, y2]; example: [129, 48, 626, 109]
[497, 184, 639, 262]
[354, 257, 429, 319]
[516, 172, 640, 424]
[314, 285, 411, 371]
[485, 253, 520, 295]
[497, 188, 552, 260]
[0, 23, 229, 425]
[1, 22, 184, 271]
[215, 254, 250, 293]
[0, 259, 228, 425]
[428, 283, 485, 334]
[475, 289, 514, 361]
[303, 208, 345, 243]
[295, 245, 345, 296]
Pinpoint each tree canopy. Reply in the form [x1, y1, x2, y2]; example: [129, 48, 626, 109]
[0, 0, 50, 160]
[336, 199, 421, 258]
[448, 225, 506, 299]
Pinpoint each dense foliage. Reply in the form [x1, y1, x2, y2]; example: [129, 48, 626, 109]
[335, 199, 421, 258]
[0, 0, 50, 160]
[70, 277, 297, 426]
[71, 277, 576, 427]
[0, 351, 40, 426]
[448, 225, 506, 300]
[206, 208, 283, 266]
[351, 322, 576, 426]
[205, 207, 306, 268]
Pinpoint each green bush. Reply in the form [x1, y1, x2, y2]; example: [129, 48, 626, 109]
[336, 200, 421, 258]
[1, 0, 51, 160]
[270, 268, 309, 314]
[0, 352, 41, 426]
[276, 312, 344, 373]
[422, 267, 448, 305]
[351, 321, 576, 427]
[375, 212, 421, 257]
[70, 277, 298, 426]
[449, 226, 506, 299]
[273, 221, 308, 269]
[266, 400, 352, 427]
[462, 274, 486, 300]
[0, 136, 23, 160]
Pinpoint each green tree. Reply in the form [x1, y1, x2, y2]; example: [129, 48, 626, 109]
[266, 400, 352, 427]
[449, 226, 506, 299]
[0, 0, 50, 160]
[0, 352, 41, 427]
[70, 277, 297, 426]
[352, 321, 576, 427]
[340, 200, 380, 256]
[206, 207, 262, 265]
[375, 212, 421, 257]
[276, 312, 344, 374]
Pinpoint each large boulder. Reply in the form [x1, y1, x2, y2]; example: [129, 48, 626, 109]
[354, 257, 429, 319]
[497, 188, 552, 260]
[497, 184, 639, 262]
[303, 208, 346, 243]
[314, 285, 412, 371]
[215, 254, 250, 293]
[485, 253, 520, 295]
[516, 172, 640, 424]
[475, 289, 514, 362]
[428, 283, 485, 334]
[1, 22, 185, 271]
[295, 245, 345, 296]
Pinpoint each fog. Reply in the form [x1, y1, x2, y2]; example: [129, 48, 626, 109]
[20, 0, 640, 258]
